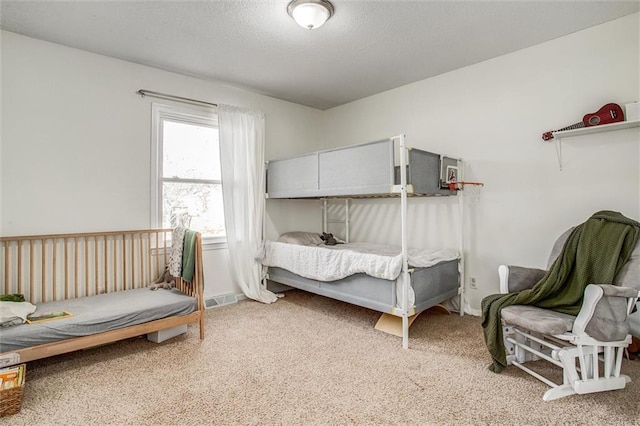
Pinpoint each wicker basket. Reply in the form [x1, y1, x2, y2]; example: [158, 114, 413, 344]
[0, 364, 25, 417]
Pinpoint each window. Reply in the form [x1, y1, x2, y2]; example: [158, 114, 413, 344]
[151, 103, 225, 246]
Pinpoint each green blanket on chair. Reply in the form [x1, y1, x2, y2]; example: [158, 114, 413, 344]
[481, 210, 640, 373]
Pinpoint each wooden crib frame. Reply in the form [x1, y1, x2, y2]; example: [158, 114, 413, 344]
[0, 229, 205, 364]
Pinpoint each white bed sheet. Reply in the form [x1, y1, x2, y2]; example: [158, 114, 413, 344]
[261, 241, 458, 282]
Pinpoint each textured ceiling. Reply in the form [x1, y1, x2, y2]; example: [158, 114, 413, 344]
[1, 1, 639, 110]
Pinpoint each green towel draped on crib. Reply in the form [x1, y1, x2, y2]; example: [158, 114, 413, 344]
[181, 229, 197, 283]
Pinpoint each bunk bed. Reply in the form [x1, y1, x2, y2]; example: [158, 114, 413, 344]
[263, 135, 464, 348]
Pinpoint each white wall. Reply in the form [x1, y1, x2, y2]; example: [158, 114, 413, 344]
[0, 31, 324, 299]
[320, 14, 640, 313]
[3, 14, 639, 311]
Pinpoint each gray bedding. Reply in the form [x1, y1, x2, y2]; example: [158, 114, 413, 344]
[268, 258, 459, 315]
[0, 288, 196, 353]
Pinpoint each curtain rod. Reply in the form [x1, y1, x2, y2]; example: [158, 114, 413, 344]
[136, 89, 218, 108]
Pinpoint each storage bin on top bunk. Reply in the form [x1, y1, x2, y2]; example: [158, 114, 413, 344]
[266, 138, 455, 199]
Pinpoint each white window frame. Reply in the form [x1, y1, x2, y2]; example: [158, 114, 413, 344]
[151, 103, 227, 250]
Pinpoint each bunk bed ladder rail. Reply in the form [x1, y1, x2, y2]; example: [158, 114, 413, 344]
[322, 198, 350, 243]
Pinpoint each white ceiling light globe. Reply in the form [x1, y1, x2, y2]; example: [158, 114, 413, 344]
[288, 0, 334, 30]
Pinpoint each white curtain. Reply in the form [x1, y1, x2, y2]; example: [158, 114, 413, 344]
[218, 104, 278, 304]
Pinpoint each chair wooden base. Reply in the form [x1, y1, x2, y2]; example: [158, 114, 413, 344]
[504, 324, 632, 401]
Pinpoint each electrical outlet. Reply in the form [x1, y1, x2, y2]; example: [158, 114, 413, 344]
[469, 277, 477, 289]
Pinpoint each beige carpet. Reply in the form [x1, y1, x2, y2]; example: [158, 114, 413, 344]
[8, 290, 640, 425]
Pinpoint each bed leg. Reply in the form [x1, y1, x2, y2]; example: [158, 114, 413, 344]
[403, 315, 409, 349]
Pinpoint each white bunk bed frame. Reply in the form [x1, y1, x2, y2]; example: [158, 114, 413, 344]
[265, 134, 468, 349]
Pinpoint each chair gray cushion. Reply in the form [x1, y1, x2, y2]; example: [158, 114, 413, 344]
[585, 294, 631, 341]
[546, 228, 573, 269]
[501, 305, 575, 335]
[614, 241, 640, 290]
[631, 311, 640, 338]
[614, 235, 640, 337]
[582, 284, 636, 341]
[506, 266, 546, 293]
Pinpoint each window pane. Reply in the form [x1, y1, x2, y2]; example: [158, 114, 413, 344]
[163, 120, 221, 180]
[162, 182, 225, 239]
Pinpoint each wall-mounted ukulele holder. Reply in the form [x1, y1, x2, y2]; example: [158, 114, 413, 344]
[540, 103, 640, 170]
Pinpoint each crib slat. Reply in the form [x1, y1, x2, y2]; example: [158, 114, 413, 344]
[30, 240, 34, 302]
[84, 237, 89, 298]
[155, 232, 159, 282]
[42, 240, 46, 302]
[110, 236, 115, 293]
[122, 234, 127, 291]
[64, 237, 69, 300]
[139, 233, 144, 286]
[4, 241, 9, 294]
[17, 240, 22, 295]
[53, 239, 57, 301]
[95, 237, 100, 297]
[93, 236, 99, 294]
[147, 232, 152, 286]
[131, 233, 136, 289]
[73, 238, 77, 298]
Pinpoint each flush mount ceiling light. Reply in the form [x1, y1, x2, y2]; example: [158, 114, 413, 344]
[287, 0, 334, 30]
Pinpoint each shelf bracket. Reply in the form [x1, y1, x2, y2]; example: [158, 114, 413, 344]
[554, 138, 563, 171]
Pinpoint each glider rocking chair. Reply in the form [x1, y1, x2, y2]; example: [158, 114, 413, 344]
[498, 227, 640, 401]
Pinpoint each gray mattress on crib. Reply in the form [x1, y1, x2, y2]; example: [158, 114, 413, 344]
[0, 288, 196, 353]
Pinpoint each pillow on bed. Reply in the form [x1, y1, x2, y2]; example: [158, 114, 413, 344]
[0, 301, 37, 327]
[277, 231, 324, 246]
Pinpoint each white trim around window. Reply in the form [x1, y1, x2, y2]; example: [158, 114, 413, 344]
[150, 102, 227, 250]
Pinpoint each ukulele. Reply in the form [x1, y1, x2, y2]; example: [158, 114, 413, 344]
[541, 103, 624, 141]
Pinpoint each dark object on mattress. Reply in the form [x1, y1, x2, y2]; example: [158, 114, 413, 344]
[320, 232, 343, 246]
